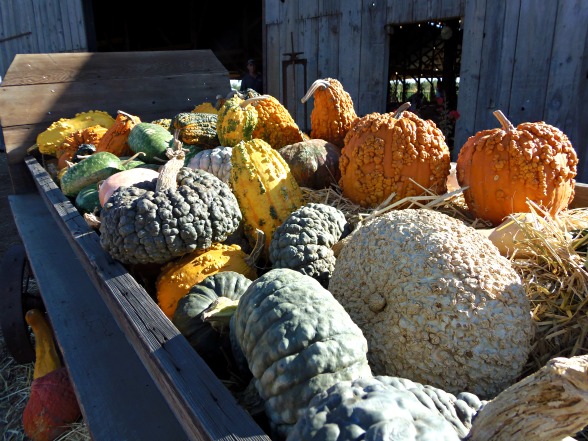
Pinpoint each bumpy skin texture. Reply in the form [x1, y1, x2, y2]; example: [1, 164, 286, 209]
[169, 112, 220, 148]
[233, 268, 372, 438]
[329, 209, 534, 399]
[339, 111, 450, 208]
[288, 376, 487, 441]
[186, 146, 233, 183]
[99, 167, 242, 265]
[456, 114, 578, 226]
[217, 95, 258, 147]
[269, 203, 350, 287]
[308, 78, 358, 149]
[248, 95, 304, 149]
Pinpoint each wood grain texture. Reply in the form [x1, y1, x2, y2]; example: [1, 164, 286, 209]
[468, 355, 588, 441]
[24, 157, 269, 440]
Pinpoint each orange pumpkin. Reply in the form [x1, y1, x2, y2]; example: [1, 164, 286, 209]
[338, 103, 450, 208]
[95, 110, 141, 157]
[301, 78, 358, 148]
[456, 110, 578, 226]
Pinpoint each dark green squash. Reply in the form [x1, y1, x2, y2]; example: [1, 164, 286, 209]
[60, 152, 123, 198]
[127, 122, 173, 164]
[278, 139, 341, 189]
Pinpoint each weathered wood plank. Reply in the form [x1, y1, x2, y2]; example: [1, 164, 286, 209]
[9, 192, 190, 441]
[24, 157, 270, 441]
[339, 0, 362, 109]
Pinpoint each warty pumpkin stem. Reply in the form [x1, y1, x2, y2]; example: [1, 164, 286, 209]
[493, 110, 515, 131]
[393, 102, 411, 119]
[301, 79, 330, 103]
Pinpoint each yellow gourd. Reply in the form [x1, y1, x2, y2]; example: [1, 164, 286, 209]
[155, 231, 264, 319]
[25, 309, 62, 380]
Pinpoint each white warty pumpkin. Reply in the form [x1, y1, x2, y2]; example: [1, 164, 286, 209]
[329, 208, 535, 399]
[186, 146, 232, 183]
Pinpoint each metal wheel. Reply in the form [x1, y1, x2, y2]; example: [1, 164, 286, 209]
[0, 243, 44, 363]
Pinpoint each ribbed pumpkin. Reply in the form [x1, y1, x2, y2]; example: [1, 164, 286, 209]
[217, 95, 258, 147]
[456, 110, 578, 226]
[242, 95, 304, 149]
[155, 230, 264, 319]
[95, 110, 141, 157]
[301, 78, 358, 148]
[230, 139, 304, 259]
[339, 103, 450, 208]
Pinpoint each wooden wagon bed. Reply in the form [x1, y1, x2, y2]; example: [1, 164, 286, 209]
[0, 51, 270, 441]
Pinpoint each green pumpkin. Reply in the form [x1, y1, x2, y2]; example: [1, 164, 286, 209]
[172, 271, 252, 382]
[127, 122, 173, 164]
[232, 268, 372, 439]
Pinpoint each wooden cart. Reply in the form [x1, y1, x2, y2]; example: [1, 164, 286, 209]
[1, 50, 587, 441]
[0, 51, 270, 441]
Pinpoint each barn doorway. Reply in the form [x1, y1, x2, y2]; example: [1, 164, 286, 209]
[386, 18, 463, 150]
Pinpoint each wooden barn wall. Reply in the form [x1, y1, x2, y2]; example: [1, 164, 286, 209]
[0, 0, 88, 81]
[263, 0, 588, 183]
[457, 0, 588, 183]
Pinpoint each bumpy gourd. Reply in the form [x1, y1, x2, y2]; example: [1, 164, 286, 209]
[278, 138, 341, 189]
[230, 138, 304, 259]
[169, 112, 220, 148]
[288, 376, 487, 441]
[55, 125, 109, 170]
[301, 78, 358, 148]
[96, 110, 141, 157]
[232, 268, 372, 438]
[100, 145, 242, 265]
[243, 95, 304, 149]
[456, 110, 578, 226]
[186, 146, 233, 183]
[269, 203, 350, 287]
[339, 104, 451, 208]
[329, 209, 534, 399]
[192, 101, 219, 114]
[37, 110, 115, 156]
[217, 95, 259, 147]
[156, 231, 263, 318]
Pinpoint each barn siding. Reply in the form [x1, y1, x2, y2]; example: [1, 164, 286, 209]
[264, 0, 588, 183]
[0, 0, 88, 80]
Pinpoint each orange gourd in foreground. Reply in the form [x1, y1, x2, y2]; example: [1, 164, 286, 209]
[456, 110, 578, 226]
[338, 103, 450, 208]
[96, 110, 141, 157]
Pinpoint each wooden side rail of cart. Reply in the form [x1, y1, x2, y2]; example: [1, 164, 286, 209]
[0, 51, 270, 441]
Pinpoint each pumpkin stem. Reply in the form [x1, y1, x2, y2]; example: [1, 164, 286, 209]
[117, 110, 139, 125]
[245, 229, 265, 267]
[240, 95, 272, 107]
[493, 110, 515, 131]
[120, 151, 146, 167]
[200, 296, 240, 328]
[301, 79, 330, 103]
[393, 102, 411, 119]
[155, 134, 185, 193]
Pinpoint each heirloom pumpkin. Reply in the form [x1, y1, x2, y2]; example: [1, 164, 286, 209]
[301, 78, 358, 148]
[217, 95, 258, 147]
[100, 142, 242, 265]
[338, 103, 451, 208]
[232, 268, 372, 438]
[169, 112, 220, 148]
[456, 110, 578, 226]
[185, 146, 233, 183]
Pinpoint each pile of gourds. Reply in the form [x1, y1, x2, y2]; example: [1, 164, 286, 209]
[31, 78, 586, 441]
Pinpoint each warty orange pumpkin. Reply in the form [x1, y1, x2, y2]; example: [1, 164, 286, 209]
[456, 110, 578, 226]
